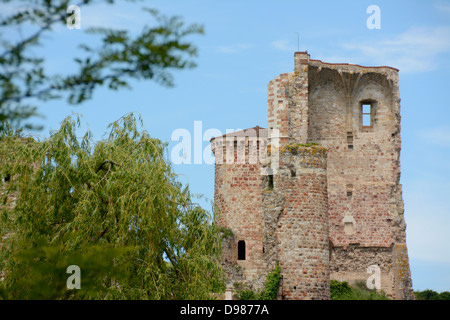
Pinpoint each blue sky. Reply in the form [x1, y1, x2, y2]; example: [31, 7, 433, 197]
[3, 0, 450, 292]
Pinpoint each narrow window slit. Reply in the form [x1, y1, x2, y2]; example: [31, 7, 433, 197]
[238, 240, 246, 260]
[347, 132, 354, 151]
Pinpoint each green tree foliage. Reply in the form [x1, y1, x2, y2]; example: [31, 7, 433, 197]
[0, 113, 225, 299]
[258, 262, 282, 300]
[0, 0, 204, 131]
[330, 280, 353, 299]
[330, 280, 389, 300]
[234, 262, 282, 300]
[415, 289, 450, 300]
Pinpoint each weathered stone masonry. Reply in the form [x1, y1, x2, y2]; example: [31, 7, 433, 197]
[211, 52, 414, 300]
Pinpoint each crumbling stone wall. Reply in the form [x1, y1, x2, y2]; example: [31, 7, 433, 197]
[306, 56, 413, 299]
[212, 52, 413, 300]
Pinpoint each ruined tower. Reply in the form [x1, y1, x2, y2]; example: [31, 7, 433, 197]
[212, 52, 414, 300]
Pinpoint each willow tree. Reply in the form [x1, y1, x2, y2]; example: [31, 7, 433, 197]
[0, 113, 225, 299]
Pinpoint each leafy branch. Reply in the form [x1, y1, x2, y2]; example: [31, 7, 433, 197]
[0, 0, 204, 131]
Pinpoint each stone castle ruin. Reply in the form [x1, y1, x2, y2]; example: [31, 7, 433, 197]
[211, 52, 414, 300]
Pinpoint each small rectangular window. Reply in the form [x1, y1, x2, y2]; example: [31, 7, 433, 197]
[362, 104, 371, 114]
[362, 114, 371, 126]
[362, 104, 372, 127]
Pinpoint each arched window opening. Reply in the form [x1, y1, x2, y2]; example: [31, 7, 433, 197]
[238, 240, 246, 261]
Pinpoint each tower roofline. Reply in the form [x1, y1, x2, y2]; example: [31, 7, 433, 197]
[309, 58, 399, 72]
[294, 50, 399, 72]
[210, 126, 267, 142]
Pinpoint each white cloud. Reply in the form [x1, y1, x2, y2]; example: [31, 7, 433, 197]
[419, 126, 450, 147]
[270, 39, 296, 52]
[435, 2, 450, 14]
[341, 26, 450, 73]
[81, 3, 145, 31]
[217, 43, 253, 54]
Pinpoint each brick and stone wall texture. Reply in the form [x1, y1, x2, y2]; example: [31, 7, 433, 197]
[306, 57, 413, 299]
[212, 52, 414, 300]
[267, 74, 290, 146]
[212, 131, 269, 289]
[272, 146, 330, 300]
